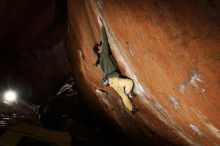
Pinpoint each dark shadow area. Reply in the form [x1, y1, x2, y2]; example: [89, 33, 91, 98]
[33, 77, 136, 146]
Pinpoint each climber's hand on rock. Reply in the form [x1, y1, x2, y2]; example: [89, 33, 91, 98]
[97, 17, 103, 26]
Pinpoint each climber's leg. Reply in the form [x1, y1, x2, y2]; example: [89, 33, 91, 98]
[109, 77, 133, 111]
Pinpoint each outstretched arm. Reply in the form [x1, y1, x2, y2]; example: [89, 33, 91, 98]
[100, 25, 110, 55]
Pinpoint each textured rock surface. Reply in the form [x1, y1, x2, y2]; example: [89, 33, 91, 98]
[67, 0, 220, 145]
[0, 0, 219, 145]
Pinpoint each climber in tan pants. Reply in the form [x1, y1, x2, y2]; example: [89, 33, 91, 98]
[93, 21, 137, 112]
[108, 77, 134, 111]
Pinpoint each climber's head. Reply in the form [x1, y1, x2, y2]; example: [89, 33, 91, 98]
[93, 41, 102, 66]
[98, 45, 102, 53]
[93, 41, 102, 54]
[93, 42, 102, 54]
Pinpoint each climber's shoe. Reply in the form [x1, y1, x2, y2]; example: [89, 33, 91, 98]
[131, 107, 138, 114]
[128, 92, 136, 100]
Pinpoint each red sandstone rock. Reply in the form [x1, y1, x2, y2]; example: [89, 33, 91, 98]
[67, 0, 220, 145]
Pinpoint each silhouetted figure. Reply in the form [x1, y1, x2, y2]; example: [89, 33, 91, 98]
[35, 96, 76, 130]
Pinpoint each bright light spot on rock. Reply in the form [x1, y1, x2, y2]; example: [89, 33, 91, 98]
[3, 90, 17, 103]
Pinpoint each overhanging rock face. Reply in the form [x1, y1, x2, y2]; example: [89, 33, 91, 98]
[67, 0, 220, 145]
